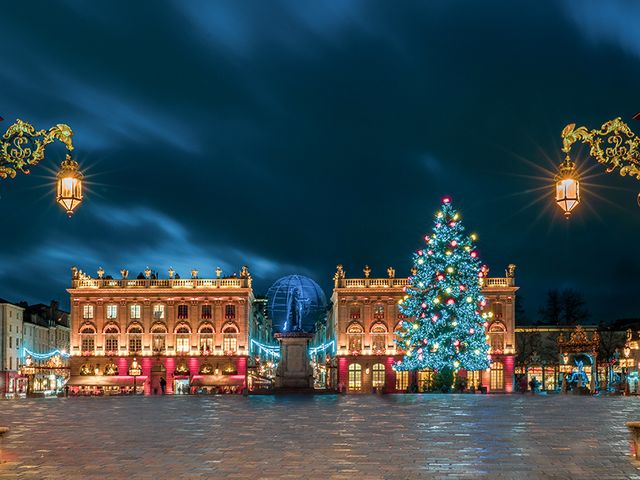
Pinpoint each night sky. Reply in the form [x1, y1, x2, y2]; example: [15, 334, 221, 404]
[1, 1, 639, 322]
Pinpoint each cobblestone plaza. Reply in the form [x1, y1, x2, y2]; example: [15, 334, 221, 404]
[1, 395, 640, 479]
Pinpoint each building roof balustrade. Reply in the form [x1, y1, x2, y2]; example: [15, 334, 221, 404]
[336, 276, 515, 289]
[71, 277, 250, 290]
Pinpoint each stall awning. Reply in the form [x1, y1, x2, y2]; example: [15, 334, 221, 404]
[66, 375, 148, 387]
[190, 375, 245, 386]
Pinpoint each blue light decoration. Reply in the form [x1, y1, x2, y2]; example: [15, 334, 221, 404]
[309, 340, 335, 356]
[266, 275, 327, 333]
[22, 347, 70, 360]
[250, 339, 281, 358]
[394, 197, 491, 372]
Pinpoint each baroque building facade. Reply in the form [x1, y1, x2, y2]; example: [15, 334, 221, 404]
[330, 264, 518, 394]
[0, 299, 70, 397]
[67, 266, 270, 395]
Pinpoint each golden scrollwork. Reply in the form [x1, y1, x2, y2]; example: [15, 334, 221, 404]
[561, 117, 640, 179]
[0, 119, 74, 179]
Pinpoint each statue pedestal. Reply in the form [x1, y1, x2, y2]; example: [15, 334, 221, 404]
[275, 332, 313, 389]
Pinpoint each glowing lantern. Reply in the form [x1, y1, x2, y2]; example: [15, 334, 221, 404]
[555, 155, 580, 218]
[56, 155, 84, 216]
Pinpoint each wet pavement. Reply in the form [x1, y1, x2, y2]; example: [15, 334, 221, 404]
[1, 394, 640, 479]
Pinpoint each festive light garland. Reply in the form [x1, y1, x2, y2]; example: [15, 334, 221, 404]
[22, 347, 70, 360]
[394, 197, 491, 372]
[250, 339, 281, 358]
[309, 340, 335, 356]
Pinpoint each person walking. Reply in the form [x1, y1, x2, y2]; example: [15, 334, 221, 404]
[160, 377, 167, 395]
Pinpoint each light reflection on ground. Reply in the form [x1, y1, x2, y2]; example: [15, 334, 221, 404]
[0, 394, 639, 479]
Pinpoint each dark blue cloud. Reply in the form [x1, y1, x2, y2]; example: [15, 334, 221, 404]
[1, 0, 639, 321]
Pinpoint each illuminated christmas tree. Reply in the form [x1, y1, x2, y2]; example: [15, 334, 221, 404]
[394, 197, 491, 373]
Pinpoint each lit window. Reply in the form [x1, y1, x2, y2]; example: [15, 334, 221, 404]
[130, 304, 141, 320]
[222, 324, 238, 352]
[80, 325, 96, 353]
[489, 322, 505, 352]
[373, 304, 385, 320]
[105, 326, 119, 353]
[153, 304, 165, 320]
[370, 323, 387, 352]
[372, 363, 385, 388]
[199, 325, 214, 353]
[348, 363, 362, 391]
[347, 323, 363, 352]
[128, 326, 142, 353]
[106, 304, 118, 319]
[151, 324, 167, 353]
[176, 325, 191, 353]
[82, 305, 94, 319]
[490, 361, 504, 390]
[417, 369, 434, 392]
[395, 370, 409, 391]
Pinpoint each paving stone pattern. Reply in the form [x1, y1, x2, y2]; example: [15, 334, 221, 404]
[1, 394, 640, 479]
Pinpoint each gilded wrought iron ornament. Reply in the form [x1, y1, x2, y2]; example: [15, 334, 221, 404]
[561, 117, 640, 179]
[557, 325, 600, 354]
[0, 119, 74, 179]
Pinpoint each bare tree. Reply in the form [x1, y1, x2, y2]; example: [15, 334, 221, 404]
[538, 289, 589, 325]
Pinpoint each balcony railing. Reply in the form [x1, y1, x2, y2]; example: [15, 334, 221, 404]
[481, 277, 515, 288]
[337, 276, 515, 289]
[72, 277, 250, 289]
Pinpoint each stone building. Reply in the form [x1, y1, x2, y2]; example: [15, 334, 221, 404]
[21, 301, 71, 393]
[0, 299, 24, 397]
[67, 265, 270, 395]
[330, 264, 518, 393]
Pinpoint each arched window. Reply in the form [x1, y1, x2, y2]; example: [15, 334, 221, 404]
[347, 322, 364, 353]
[490, 361, 504, 390]
[395, 370, 409, 391]
[151, 323, 167, 353]
[488, 322, 505, 352]
[175, 323, 191, 354]
[80, 325, 96, 353]
[198, 324, 214, 354]
[370, 322, 388, 352]
[348, 363, 362, 391]
[372, 363, 385, 388]
[104, 325, 119, 354]
[127, 324, 143, 353]
[222, 323, 238, 353]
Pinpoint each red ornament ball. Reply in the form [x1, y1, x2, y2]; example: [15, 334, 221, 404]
[442, 197, 451, 204]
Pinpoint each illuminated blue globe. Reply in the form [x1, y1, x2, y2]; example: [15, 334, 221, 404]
[266, 275, 328, 333]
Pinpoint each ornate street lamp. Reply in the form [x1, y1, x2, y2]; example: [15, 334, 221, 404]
[1, 118, 84, 215]
[556, 116, 640, 218]
[555, 155, 580, 218]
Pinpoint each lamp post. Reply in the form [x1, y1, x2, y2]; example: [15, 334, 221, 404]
[0, 118, 84, 216]
[555, 116, 640, 217]
[129, 357, 142, 395]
